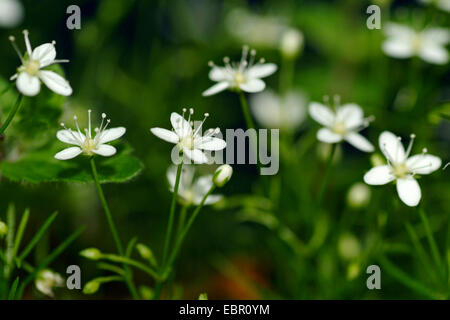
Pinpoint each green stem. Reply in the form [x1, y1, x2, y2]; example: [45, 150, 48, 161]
[316, 143, 337, 206]
[238, 91, 256, 131]
[103, 254, 160, 280]
[0, 95, 23, 136]
[418, 207, 443, 276]
[89, 157, 139, 300]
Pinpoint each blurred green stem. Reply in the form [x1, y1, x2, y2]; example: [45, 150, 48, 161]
[279, 55, 294, 95]
[90, 157, 139, 300]
[238, 91, 256, 131]
[316, 143, 337, 206]
[418, 207, 443, 277]
[0, 95, 23, 136]
[176, 205, 189, 237]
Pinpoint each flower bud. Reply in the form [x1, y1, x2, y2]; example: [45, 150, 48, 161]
[136, 243, 155, 262]
[280, 28, 303, 58]
[347, 183, 371, 209]
[198, 293, 208, 300]
[346, 262, 361, 280]
[80, 248, 102, 260]
[338, 233, 361, 260]
[213, 164, 233, 187]
[0, 221, 7, 237]
[83, 280, 100, 294]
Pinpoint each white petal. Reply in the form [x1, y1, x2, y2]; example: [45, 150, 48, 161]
[250, 90, 281, 128]
[345, 132, 374, 152]
[170, 112, 192, 138]
[16, 72, 41, 96]
[202, 81, 230, 96]
[54, 147, 82, 160]
[382, 39, 414, 59]
[150, 127, 179, 144]
[317, 128, 342, 143]
[0, 0, 23, 28]
[418, 44, 449, 65]
[31, 43, 56, 67]
[421, 28, 450, 45]
[202, 194, 223, 205]
[308, 102, 335, 127]
[336, 103, 364, 129]
[384, 23, 415, 40]
[183, 148, 209, 164]
[406, 154, 441, 175]
[379, 131, 405, 164]
[39, 70, 72, 96]
[193, 175, 214, 195]
[92, 144, 116, 157]
[98, 127, 126, 144]
[239, 78, 265, 93]
[194, 136, 226, 151]
[396, 177, 421, 207]
[56, 129, 84, 146]
[364, 165, 395, 185]
[167, 165, 194, 191]
[208, 67, 229, 81]
[247, 63, 277, 79]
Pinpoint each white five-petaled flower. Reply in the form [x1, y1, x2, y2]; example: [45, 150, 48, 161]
[35, 269, 64, 297]
[9, 30, 73, 96]
[364, 131, 441, 207]
[167, 165, 222, 206]
[308, 96, 375, 152]
[54, 110, 126, 160]
[202, 45, 277, 96]
[382, 23, 450, 65]
[150, 108, 227, 164]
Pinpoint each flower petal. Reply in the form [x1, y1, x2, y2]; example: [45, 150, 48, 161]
[39, 70, 72, 96]
[54, 147, 82, 160]
[194, 136, 226, 151]
[379, 131, 405, 164]
[421, 28, 450, 45]
[202, 194, 223, 205]
[92, 144, 116, 157]
[98, 127, 126, 144]
[239, 78, 265, 93]
[170, 112, 192, 138]
[202, 81, 230, 96]
[308, 102, 335, 127]
[31, 43, 56, 67]
[396, 177, 421, 207]
[382, 39, 414, 58]
[208, 67, 229, 81]
[418, 44, 449, 65]
[16, 72, 41, 96]
[336, 103, 364, 129]
[150, 127, 179, 144]
[56, 129, 83, 146]
[364, 165, 395, 185]
[345, 132, 374, 152]
[183, 148, 209, 164]
[317, 128, 342, 143]
[247, 63, 277, 79]
[167, 165, 194, 191]
[406, 154, 441, 175]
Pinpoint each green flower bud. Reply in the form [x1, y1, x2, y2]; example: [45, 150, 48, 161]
[83, 280, 100, 295]
[0, 221, 7, 237]
[80, 248, 102, 260]
[338, 233, 361, 261]
[136, 243, 152, 260]
[198, 293, 208, 300]
[347, 183, 371, 209]
[213, 165, 233, 187]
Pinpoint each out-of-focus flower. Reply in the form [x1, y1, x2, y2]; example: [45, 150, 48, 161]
[55, 110, 126, 160]
[167, 165, 222, 206]
[419, 0, 450, 13]
[280, 28, 304, 58]
[80, 247, 103, 260]
[9, 30, 72, 96]
[309, 96, 375, 152]
[347, 182, 371, 209]
[0, 0, 23, 28]
[382, 23, 450, 65]
[250, 89, 307, 130]
[202, 46, 277, 96]
[151, 108, 226, 164]
[213, 164, 233, 187]
[364, 131, 441, 207]
[35, 269, 64, 297]
[338, 233, 361, 260]
[0, 220, 7, 237]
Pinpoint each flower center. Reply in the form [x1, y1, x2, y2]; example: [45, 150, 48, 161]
[24, 59, 41, 76]
[234, 72, 246, 86]
[392, 163, 409, 178]
[411, 35, 422, 52]
[180, 135, 194, 150]
[82, 138, 97, 155]
[333, 121, 347, 135]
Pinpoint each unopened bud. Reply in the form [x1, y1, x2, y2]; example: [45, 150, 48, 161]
[347, 183, 371, 209]
[80, 248, 102, 260]
[136, 243, 153, 260]
[213, 164, 233, 187]
[83, 280, 100, 294]
[0, 221, 7, 237]
[280, 28, 303, 58]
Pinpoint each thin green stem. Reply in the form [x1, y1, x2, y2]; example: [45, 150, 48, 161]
[238, 91, 256, 131]
[316, 143, 337, 207]
[89, 157, 139, 300]
[0, 95, 23, 136]
[418, 207, 443, 276]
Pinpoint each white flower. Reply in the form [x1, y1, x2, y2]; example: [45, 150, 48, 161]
[150, 108, 227, 164]
[0, 0, 23, 28]
[250, 89, 307, 130]
[308, 96, 375, 152]
[35, 269, 64, 297]
[364, 131, 441, 207]
[419, 0, 450, 13]
[55, 110, 126, 160]
[202, 46, 277, 96]
[167, 165, 222, 206]
[382, 23, 450, 65]
[280, 28, 304, 58]
[213, 164, 233, 187]
[9, 30, 72, 96]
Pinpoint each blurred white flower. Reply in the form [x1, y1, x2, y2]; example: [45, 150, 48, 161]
[419, 0, 450, 13]
[250, 89, 307, 130]
[35, 269, 64, 297]
[0, 0, 23, 28]
[167, 165, 222, 206]
[55, 110, 126, 160]
[347, 182, 371, 209]
[364, 131, 441, 207]
[309, 96, 374, 152]
[151, 108, 226, 164]
[202, 46, 277, 96]
[280, 28, 304, 58]
[382, 23, 450, 65]
[9, 30, 72, 96]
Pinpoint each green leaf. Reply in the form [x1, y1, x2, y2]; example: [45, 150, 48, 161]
[1, 142, 143, 184]
[12, 208, 30, 262]
[7, 277, 19, 300]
